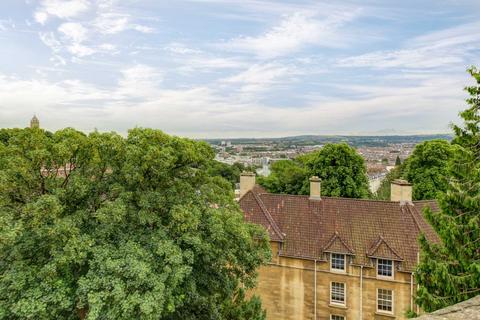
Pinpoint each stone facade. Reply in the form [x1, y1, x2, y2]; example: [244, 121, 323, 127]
[252, 242, 417, 320]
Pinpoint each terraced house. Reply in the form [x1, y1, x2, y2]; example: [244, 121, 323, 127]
[238, 173, 440, 320]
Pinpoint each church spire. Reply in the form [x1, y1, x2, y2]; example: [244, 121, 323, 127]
[30, 115, 39, 129]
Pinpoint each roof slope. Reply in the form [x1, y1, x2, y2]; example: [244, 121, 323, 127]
[239, 187, 440, 272]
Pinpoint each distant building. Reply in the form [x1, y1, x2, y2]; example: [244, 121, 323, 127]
[30, 115, 39, 129]
[239, 176, 440, 320]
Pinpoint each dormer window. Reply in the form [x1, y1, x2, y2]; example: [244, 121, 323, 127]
[377, 259, 393, 278]
[331, 253, 346, 272]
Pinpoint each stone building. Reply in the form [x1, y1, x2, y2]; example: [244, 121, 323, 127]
[239, 174, 440, 320]
[30, 115, 40, 128]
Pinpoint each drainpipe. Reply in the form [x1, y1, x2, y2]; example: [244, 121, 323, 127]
[410, 272, 414, 312]
[360, 266, 363, 319]
[314, 259, 317, 320]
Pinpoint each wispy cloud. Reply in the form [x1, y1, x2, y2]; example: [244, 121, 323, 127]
[221, 10, 360, 58]
[34, 0, 90, 25]
[223, 62, 299, 92]
[338, 21, 480, 69]
[93, 12, 154, 34]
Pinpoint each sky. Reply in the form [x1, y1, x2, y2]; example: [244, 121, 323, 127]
[0, 0, 479, 138]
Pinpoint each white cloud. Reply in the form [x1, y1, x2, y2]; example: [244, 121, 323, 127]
[58, 22, 88, 43]
[67, 43, 95, 57]
[338, 21, 480, 69]
[164, 43, 203, 55]
[39, 32, 63, 53]
[223, 62, 298, 92]
[1, 64, 468, 137]
[34, 0, 90, 25]
[94, 12, 153, 34]
[222, 11, 359, 58]
[116, 64, 163, 98]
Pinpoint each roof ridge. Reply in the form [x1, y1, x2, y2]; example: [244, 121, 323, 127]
[259, 192, 417, 204]
[251, 191, 285, 241]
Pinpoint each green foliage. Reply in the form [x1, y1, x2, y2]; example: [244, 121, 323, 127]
[207, 161, 255, 188]
[415, 67, 480, 312]
[402, 140, 454, 200]
[373, 165, 403, 200]
[0, 127, 270, 319]
[304, 143, 370, 198]
[257, 160, 309, 195]
[395, 155, 402, 166]
[405, 309, 418, 318]
[259, 143, 370, 198]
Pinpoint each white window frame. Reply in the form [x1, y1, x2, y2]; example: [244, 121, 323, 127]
[330, 253, 346, 273]
[377, 288, 394, 314]
[331, 315, 345, 320]
[330, 282, 346, 306]
[377, 259, 394, 279]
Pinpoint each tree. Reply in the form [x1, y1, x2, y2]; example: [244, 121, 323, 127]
[0, 127, 270, 319]
[258, 143, 370, 198]
[395, 155, 402, 166]
[402, 140, 454, 200]
[373, 165, 403, 200]
[207, 161, 256, 188]
[415, 67, 480, 312]
[304, 143, 370, 198]
[257, 160, 308, 195]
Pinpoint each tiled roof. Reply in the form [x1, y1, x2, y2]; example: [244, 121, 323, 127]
[239, 186, 440, 272]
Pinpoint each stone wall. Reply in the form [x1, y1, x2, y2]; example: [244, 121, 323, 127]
[415, 295, 480, 320]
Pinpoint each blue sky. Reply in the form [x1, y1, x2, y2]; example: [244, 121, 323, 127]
[0, 0, 479, 138]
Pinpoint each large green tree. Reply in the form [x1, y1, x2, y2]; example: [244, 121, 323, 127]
[0, 127, 270, 319]
[303, 143, 370, 198]
[259, 143, 370, 198]
[416, 67, 480, 311]
[257, 159, 309, 195]
[402, 140, 454, 200]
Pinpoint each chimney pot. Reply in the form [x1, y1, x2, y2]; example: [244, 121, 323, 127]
[391, 179, 412, 204]
[240, 172, 256, 198]
[309, 176, 321, 200]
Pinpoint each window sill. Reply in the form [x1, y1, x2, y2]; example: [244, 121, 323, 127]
[329, 303, 347, 309]
[330, 269, 347, 274]
[376, 275, 394, 281]
[375, 311, 395, 318]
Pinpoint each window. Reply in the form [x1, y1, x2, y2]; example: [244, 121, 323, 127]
[377, 289, 393, 313]
[331, 315, 345, 320]
[377, 259, 393, 278]
[330, 282, 345, 305]
[331, 253, 345, 271]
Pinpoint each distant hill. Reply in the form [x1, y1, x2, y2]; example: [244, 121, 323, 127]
[204, 134, 453, 148]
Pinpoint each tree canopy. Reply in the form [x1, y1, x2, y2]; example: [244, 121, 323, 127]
[207, 161, 256, 188]
[415, 67, 480, 311]
[0, 127, 270, 319]
[303, 143, 370, 198]
[402, 139, 454, 200]
[259, 143, 370, 198]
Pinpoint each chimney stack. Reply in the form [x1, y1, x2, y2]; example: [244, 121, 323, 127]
[391, 179, 412, 204]
[309, 176, 321, 200]
[240, 172, 256, 198]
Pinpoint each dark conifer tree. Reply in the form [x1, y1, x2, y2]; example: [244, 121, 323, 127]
[416, 67, 480, 311]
